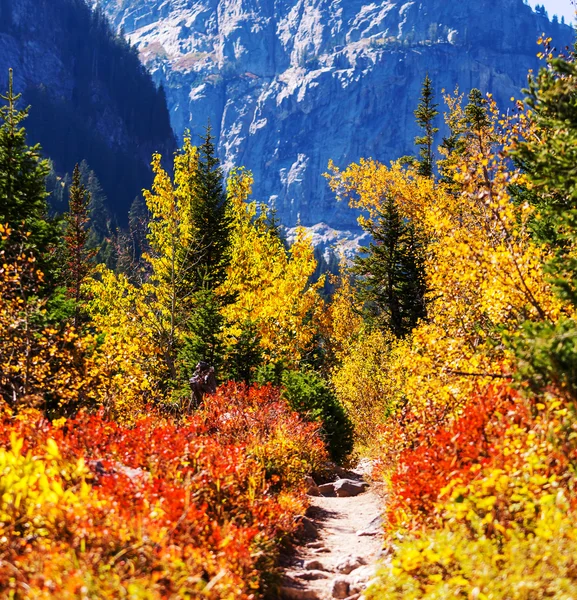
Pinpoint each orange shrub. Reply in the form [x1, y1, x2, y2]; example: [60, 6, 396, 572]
[383, 386, 527, 531]
[0, 383, 326, 598]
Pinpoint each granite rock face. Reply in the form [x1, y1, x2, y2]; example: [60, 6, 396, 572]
[96, 0, 574, 230]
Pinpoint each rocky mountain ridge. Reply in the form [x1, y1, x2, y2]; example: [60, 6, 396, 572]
[95, 0, 573, 231]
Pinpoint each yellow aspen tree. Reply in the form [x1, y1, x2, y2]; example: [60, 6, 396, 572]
[87, 136, 204, 412]
[141, 136, 202, 383]
[327, 91, 566, 419]
[220, 169, 325, 368]
[85, 266, 158, 420]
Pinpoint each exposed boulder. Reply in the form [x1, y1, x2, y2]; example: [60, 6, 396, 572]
[334, 479, 369, 497]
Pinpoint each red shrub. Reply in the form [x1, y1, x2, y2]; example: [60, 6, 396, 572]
[384, 386, 526, 531]
[0, 383, 326, 598]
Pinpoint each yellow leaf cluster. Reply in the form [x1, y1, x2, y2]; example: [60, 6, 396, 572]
[86, 267, 158, 420]
[0, 434, 90, 546]
[220, 169, 325, 366]
[328, 93, 568, 423]
[0, 247, 102, 411]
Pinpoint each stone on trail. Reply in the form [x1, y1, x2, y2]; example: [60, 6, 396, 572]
[280, 585, 321, 600]
[336, 556, 367, 574]
[334, 479, 369, 497]
[305, 475, 321, 496]
[293, 570, 329, 580]
[318, 482, 336, 496]
[332, 577, 351, 599]
[303, 559, 326, 571]
[349, 566, 377, 595]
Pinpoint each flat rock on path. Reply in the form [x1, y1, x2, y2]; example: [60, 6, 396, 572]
[281, 473, 383, 600]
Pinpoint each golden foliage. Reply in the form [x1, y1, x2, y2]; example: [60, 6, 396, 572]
[220, 169, 325, 367]
[0, 225, 100, 412]
[328, 93, 565, 421]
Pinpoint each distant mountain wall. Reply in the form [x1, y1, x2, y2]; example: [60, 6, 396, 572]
[95, 0, 574, 229]
[0, 0, 176, 220]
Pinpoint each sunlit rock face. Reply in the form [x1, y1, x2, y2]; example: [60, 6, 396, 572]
[96, 0, 573, 230]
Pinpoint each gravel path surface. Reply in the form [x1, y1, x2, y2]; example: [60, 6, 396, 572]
[280, 470, 384, 600]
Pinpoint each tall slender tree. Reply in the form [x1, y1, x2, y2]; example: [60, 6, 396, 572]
[174, 124, 234, 386]
[414, 74, 439, 177]
[464, 88, 492, 149]
[63, 164, 95, 327]
[353, 193, 428, 338]
[0, 69, 55, 271]
[189, 124, 232, 289]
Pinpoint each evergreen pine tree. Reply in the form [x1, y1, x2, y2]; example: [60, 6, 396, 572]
[178, 288, 227, 381]
[175, 124, 233, 389]
[63, 164, 95, 327]
[0, 69, 55, 270]
[190, 123, 231, 289]
[222, 320, 263, 384]
[353, 193, 428, 338]
[464, 88, 491, 141]
[414, 74, 439, 177]
[507, 48, 577, 400]
[264, 205, 285, 244]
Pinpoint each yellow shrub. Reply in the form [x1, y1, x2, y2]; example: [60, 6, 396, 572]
[367, 506, 577, 600]
[332, 329, 405, 444]
[0, 434, 90, 545]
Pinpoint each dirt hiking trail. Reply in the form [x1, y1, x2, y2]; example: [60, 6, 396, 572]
[280, 465, 384, 600]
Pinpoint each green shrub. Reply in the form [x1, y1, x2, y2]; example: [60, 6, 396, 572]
[279, 370, 354, 465]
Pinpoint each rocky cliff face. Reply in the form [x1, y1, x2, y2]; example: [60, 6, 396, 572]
[0, 0, 175, 218]
[96, 0, 574, 229]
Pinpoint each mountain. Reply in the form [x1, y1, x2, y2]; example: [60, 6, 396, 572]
[0, 0, 175, 220]
[95, 0, 573, 231]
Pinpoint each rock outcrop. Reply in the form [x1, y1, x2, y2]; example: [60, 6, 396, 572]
[96, 0, 574, 230]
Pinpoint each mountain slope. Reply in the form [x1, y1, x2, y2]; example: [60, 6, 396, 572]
[96, 0, 573, 229]
[0, 0, 176, 220]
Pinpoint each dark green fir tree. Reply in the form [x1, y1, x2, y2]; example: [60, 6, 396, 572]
[414, 74, 439, 177]
[222, 320, 263, 385]
[464, 88, 491, 142]
[0, 69, 56, 272]
[190, 123, 232, 289]
[176, 123, 234, 392]
[353, 193, 428, 338]
[178, 288, 226, 380]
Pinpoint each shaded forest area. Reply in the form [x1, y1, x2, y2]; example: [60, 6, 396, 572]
[0, 0, 175, 223]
